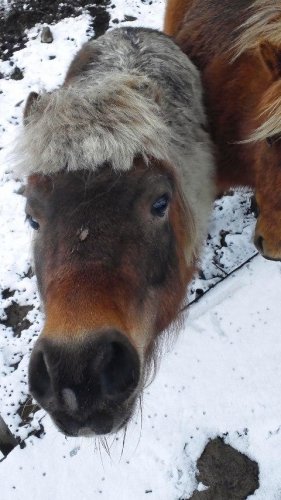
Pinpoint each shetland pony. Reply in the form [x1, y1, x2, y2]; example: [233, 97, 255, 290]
[165, 0, 281, 260]
[16, 28, 215, 437]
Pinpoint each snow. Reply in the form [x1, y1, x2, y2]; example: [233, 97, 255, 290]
[1, 257, 281, 499]
[0, 2, 281, 499]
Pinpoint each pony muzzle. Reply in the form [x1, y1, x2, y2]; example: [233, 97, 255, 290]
[254, 233, 281, 261]
[28, 330, 141, 436]
[254, 216, 281, 261]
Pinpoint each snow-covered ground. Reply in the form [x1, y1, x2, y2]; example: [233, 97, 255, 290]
[0, 2, 280, 499]
[1, 257, 281, 499]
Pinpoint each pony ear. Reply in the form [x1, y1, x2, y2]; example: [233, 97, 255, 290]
[259, 42, 281, 79]
[23, 91, 39, 124]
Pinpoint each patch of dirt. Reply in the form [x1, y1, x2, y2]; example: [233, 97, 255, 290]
[1, 301, 33, 337]
[189, 437, 259, 499]
[17, 396, 40, 426]
[0, 0, 110, 61]
[1, 288, 15, 299]
[23, 266, 33, 279]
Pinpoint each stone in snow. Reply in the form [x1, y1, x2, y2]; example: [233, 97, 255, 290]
[41, 26, 54, 44]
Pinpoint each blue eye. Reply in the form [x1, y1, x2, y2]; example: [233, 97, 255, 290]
[151, 194, 170, 217]
[26, 214, 40, 230]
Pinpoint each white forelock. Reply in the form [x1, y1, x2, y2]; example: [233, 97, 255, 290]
[14, 73, 172, 175]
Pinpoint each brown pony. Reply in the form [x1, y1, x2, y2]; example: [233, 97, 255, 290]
[16, 27, 215, 437]
[165, 0, 281, 260]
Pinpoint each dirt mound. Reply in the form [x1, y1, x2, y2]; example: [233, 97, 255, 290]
[190, 438, 259, 499]
[1, 301, 32, 338]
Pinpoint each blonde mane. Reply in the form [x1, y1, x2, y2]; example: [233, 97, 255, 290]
[234, 1, 281, 59]
[232, 1, 281, 142]
[249, 81, 281, 142]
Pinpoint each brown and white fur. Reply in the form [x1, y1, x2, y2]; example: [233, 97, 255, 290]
[16, 27, 215, 437]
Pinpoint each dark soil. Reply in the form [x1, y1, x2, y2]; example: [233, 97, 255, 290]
[1, 288, 15, 299]
[17, 396, 40, 425]
[189, 438, 259, 500]
[0, 0, 111, 61]
[1, 301, 33, 337]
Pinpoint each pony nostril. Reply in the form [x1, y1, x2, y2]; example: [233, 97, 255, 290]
[97, 339, 140, 400]
[29, 349, 51, 399]
[255, 235, 264, 253]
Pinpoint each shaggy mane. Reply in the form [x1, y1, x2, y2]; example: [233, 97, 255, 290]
[15, 73, 172, 175]
[249, 80, 281, 142]
[233, 0, 281, 59]
[232, 1, 281, 142]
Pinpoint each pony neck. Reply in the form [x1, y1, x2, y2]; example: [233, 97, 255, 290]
[201, 50, 272, 190]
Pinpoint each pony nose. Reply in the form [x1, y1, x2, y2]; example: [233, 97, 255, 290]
[28, 331, 140, 429]
[254, 235, 264, 254]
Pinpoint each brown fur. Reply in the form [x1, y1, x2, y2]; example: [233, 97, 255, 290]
[164, 0, 281, 260]
[164, 0, 195, 38]
[154, 183, 194, 334]
[27, 159, 192, 354]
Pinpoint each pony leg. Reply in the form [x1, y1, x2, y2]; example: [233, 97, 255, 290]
[164, 0, 195, 37]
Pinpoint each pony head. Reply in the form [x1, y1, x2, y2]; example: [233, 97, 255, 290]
[235, 3, 281, 260]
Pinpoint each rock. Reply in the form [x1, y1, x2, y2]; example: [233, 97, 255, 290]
[41, 26, 53, 44]
[10, 66, 23, 80]
[189, 438, 259, 500]
[16, 184, 25, 195]
[123, 15, 137, 22]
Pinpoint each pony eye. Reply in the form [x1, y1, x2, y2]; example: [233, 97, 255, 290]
[151, 194, 170, 217]
[266, 134, 281, 147]
[26, 214, 40, 230]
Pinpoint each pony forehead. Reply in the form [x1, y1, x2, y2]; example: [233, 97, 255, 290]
[14, 73, 172, 177]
